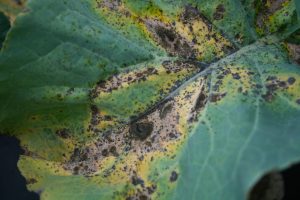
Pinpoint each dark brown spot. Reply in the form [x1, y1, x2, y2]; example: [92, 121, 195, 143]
[193, 90, 207, 111]
[170, 171, 178, 182]
[278, 81, 287, 89]
[109, 146, 118, 156]
[131, 176, 144, 186]
[213, 4, 225, 20]
[73, 166, 79, 175]
[26, 178, 37, 185]
[55, 128, 71, 139]
[262, 91, 274, 102]
[287, 77, 296, 85]
[209, 93, 227, 103]
[70, 148, 88, 162]
[160, 103, 173, 119]
[232, 73, 241, 80]
[102, 149, 109, 157]
[139, 195, 148, 200]
[130, 122, 154, 140]
[181, 5, 201, 22]
[148, 22, 194, 58]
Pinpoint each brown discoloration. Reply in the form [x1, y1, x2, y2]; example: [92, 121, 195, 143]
[55, 128, 71, 139]
[232, 73, 241, 80]
[89, 67, 159, 100]
[146, 20, 195, 59]
[130, 121, 154, 141]
[26, 178, 37, 185]
[131, 175, 144, 186]
[213, 4, 225, 20]
[180, 5, 205, 23]
[261, 76, 293, 102]
[162, 60, 203, 74]
[88, 105, 101, 132]
[209, 92, 227, 103]
[193, 88, 207, 112]
[96, 0, 121, 11]
[159, 102, 173, 119]
[126, 183, 156, 200]
[255, 0, 289, 34]
[287, 43, 300, 65]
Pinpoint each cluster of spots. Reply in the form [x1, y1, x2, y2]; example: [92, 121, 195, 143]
[213, 4, 225, 21]
[255, 0, 295, 35]
[209, 56, 300, 105]
[95, 1, 234, 62]
[61, 76, 209, 200]
[89, 67, 159, 99]
[175, 5, 234, 61]
[261, 75, 297, 102]
[64, 97, 183, 176]
[86, 61, 203, 133]
[125, 181, 157, 200]
[96, 0, 121, 11]
[161, 59, 205, 74]
[145, 19, 195, 59]
[88, 104, 109, 133]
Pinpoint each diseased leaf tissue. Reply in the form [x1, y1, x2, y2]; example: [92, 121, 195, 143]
[0, 0, 300, 200]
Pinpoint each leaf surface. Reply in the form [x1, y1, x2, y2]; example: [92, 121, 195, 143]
[0, 0, 300, 200]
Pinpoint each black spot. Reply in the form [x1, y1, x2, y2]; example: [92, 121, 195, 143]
[278, 81, 287, 89]
[130, 122, 154, 140]
[102, 149, 109, 157]
[155, 26, 176, 43]
[193, 91, 207, 111]
[296, 99, 300, 105]
[170, 171, 178, 182]
[287, 77, 296, 85]
[131, 176, 144, 186]
[232, 73, 241, 80]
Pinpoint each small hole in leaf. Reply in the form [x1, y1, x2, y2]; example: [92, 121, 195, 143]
[248, 163, 300, 200]
[281, 163, 300, 200]
[248, 171, 284, 200]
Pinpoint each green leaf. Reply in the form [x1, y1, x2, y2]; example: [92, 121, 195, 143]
[0, 0, 300, 200]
